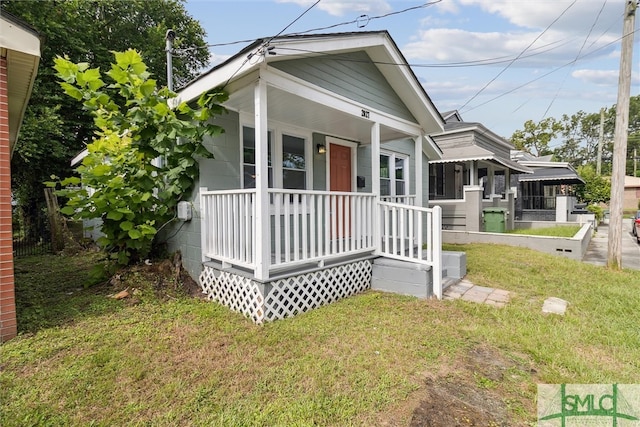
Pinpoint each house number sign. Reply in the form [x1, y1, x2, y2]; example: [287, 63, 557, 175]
[361, 109, 370, 119]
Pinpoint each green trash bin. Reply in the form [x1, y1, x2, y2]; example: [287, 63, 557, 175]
[483, 207, 507, 233]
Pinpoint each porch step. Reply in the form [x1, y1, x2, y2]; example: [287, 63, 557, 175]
[441, 251, 467, 279]
[371, 250, 467, 299]
[371, 257, 433, 299]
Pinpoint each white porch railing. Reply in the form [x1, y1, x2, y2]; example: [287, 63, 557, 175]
[380, 195, 416, 205]
[377, 201, 442, 298]
[200, 189, 377, 272]
[269, 189, 377, 270]
[200, 188, 442, 298]
[200, 189, 257, 270]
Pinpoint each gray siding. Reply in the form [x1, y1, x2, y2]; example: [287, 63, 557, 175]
[312, 133, 327, 191]
[271, 51, 416, 123]
[164, 111, 240, 280]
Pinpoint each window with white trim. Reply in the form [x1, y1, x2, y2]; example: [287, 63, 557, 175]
[242, 126, 308, 190]
[380, 152, 408, 196]
[242, 125, 273, 188]
[282, 134, 306, 190]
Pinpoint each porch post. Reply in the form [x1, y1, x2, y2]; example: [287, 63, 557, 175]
[488, 165, 495, 196]
[414, 136, 423, 206]
[371, 122, 381, 251]
[254, 75, 270, 280]
[470, 160, 477, 186]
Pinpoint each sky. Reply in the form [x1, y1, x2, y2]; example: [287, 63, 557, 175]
[183, 0, 640, 141]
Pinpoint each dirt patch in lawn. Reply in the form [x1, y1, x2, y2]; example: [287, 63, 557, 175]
[109, 252, 205, 302]
[376, 345, 534, 426]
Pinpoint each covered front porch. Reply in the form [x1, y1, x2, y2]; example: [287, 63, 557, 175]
[199, 187, 442, 323]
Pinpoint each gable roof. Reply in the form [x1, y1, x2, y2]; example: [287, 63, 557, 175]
[441, 110, 463, 123]
[430, 121, 531, 174]
[177, 31, 444, 158]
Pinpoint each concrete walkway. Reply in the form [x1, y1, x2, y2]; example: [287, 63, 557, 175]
[582, 222, 640, 270]
[443, 279, 510, 307]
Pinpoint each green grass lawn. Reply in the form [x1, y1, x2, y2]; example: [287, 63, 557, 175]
[1, 245, 639, 426]
[507, 225, 582, 237]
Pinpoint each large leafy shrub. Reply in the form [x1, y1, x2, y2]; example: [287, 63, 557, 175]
[50, 50, 227, 267]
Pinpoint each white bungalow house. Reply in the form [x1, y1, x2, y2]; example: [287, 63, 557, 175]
[164, 31, 450, 322]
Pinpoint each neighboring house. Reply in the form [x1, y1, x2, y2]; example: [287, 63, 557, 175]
[624, 175, 640, 211]
[510, 151, 585, 222]
[427, 110, 532, 232]
[164, 31, 448, 322]
[0, 12, 40, 342]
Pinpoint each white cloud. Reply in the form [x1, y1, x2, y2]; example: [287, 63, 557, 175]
[277, 0, 391, 17]
[403, 28, 608, 67]
[572, 69, 619, 85]
[406, 0, 621, 69]
[451, 0, 626, 33]
[572, 69, 640, 86]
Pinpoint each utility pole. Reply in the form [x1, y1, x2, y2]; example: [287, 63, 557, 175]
[597, 108, 604, 175]
[607, 0, 637, 269]
[165, 29, 176, 91]
[635, 148, 638, 177]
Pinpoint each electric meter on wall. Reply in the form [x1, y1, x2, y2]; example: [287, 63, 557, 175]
[177, 201, 192, 221]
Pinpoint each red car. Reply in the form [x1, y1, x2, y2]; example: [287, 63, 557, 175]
[632, 210, 640, 243]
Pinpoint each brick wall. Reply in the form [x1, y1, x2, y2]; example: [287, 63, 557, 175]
[0, 56, 17, 342]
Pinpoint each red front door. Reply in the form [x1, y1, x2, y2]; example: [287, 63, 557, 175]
[330, 143, 351, 192]
[329, 143, 351, 239]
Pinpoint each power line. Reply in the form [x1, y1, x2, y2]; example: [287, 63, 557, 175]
[462, 26, 640, 114]
[459, 0, 578, 112]
[174, 1, 442, 56]
[287, 0, 442, 35]
[541, 0, 609, 120]
[221, 0, 321, 89]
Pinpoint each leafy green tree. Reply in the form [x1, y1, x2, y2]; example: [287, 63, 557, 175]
[510, 117, 562, 157]
[549, 96, 640, 175]
[2, 0, 209, 229]
[575, 165, 611, 205]
[49, 50, 227, 266]
[554, 110, 604, 168]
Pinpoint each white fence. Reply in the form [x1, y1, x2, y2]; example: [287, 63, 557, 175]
[200, 188, 442, 296]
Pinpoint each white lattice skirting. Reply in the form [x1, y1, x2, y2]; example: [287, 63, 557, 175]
[199, 260, 372, 324]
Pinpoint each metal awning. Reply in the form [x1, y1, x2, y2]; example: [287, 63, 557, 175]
[518, 167, 584, 185]
[429, 144, 533, 174]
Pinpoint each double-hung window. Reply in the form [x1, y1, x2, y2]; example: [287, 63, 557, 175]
[380, 152, 408, 197]
[242, 125, 273, 188]
[282, 134, 306, 190]
[242, 125, 308, 190]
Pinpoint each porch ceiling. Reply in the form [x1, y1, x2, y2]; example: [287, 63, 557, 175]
[226, 83, 411, 144]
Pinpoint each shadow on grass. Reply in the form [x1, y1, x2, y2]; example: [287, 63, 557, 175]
[13, 251, 123, 335]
